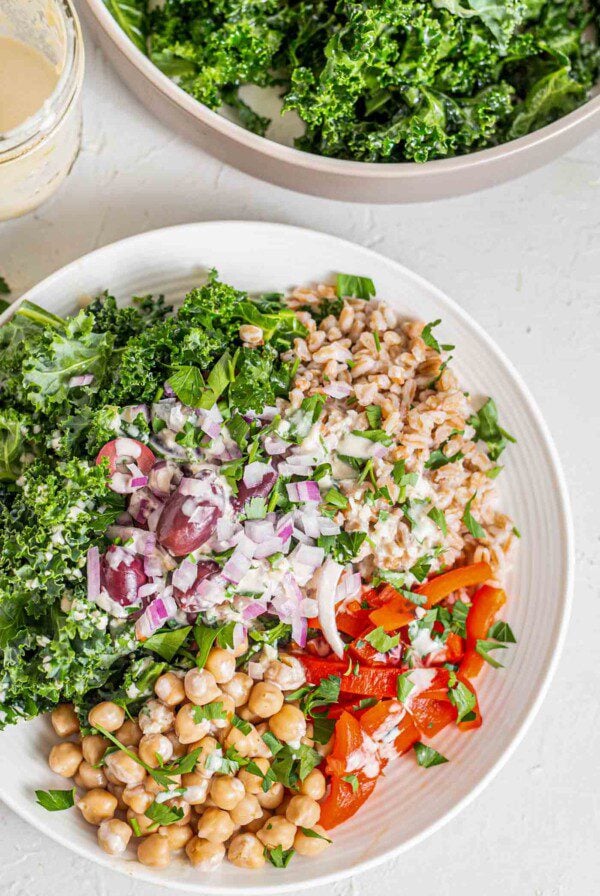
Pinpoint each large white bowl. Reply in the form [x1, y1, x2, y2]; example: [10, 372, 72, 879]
[0, 222, 573, 892]
[80, 0, 600, 203]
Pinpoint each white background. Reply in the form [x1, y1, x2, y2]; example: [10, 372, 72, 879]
[0, 15, 599, 896]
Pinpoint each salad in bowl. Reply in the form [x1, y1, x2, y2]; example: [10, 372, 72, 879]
[0, 270, 518, 872]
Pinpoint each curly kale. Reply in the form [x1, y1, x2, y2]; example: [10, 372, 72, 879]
[0, 272, 304, 725]
[107, 0, 600, 163]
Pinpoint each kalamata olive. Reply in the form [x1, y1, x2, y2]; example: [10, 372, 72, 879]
[232, 471, 278, 513]
[156, 493, 220, 557]
[173, 561, 220, 610]
[102, 546, 147, 606]
[128, 488, 164, 526]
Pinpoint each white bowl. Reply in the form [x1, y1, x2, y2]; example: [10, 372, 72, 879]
[80, 0, 600, 203]
[0, 222, 573, 892]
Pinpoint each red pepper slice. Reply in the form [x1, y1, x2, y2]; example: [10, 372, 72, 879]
[459, 585, 507, 680]
[319, 774, 378, 830]
[416, 561, 492, 607]
[300, 656, 400, 698]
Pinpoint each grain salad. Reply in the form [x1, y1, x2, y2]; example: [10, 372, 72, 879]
[0, 271, 517, 871]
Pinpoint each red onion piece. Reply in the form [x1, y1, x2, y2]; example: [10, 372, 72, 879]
[127, 488, 164, 526]
[87, 546, 101, 602]
[172, 558, 198, 593]
[242, 600, 268, 621]
[252, 537, 285, 560]
[68, 374, 95, 388]
[264, 435, 289, 456]
[244, 519, 275, 542]
[222, 547, 252, 584]
[121, 404, 150, 424]
[243, 462, 274, 489]
[232, 469, 277, 512]
[135, 593, 178, 640]
[315, 558, 345, 658]
[286, 481, 321, 503]
[173, 560, 220, 609]
[289, 543, 325, 570]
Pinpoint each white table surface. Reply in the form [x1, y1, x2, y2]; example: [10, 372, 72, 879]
[1, 15, 599, 896]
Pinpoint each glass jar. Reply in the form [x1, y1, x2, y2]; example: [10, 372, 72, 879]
[0, 0, 84, 221]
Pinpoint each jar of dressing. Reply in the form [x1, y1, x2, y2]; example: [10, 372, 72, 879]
[0, 0, 84, 221]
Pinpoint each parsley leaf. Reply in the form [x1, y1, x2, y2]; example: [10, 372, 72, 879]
[469, 398, 516, 461]
[427, 506, 447, 535]
[337, 274, 376, 300]
[342, 774, 359, 792]
[364, 627, 400, 653]
[448, 680, 476, 723]
[145, 801, 185, 826]
[265, 845, 295, 868]
[421, 320, 454, 354]
[396, 672, 415, 703]
[192, 702, 227, 723]
[312, 715, 336, 745]
[462, 494, 486, 539]
[475, 638, 508, 668]
[35, 788, 75, 811]
[414, 743, 449, 768]
[143, 626, 191, 662]
[366, 405, 382, 428]
[487, 621, 517, 643]
[300, 827, 332, 843]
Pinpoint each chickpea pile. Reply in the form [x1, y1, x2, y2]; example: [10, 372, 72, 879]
[47, 647, 332, 871]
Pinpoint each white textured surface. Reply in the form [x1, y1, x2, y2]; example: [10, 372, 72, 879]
[0, 16, 599, 896]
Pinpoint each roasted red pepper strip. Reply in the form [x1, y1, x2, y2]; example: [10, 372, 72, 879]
[368, 599, 414, 632]
[300, 656, 400, 698]
[319, 774, 378, 830]
[416, 561, 492, 607]
[459, 584, 507, 680]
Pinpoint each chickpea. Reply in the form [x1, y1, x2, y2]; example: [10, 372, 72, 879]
[116, 718, 142, 747]
[269, 705, 306, 745]
[208, 694, 235, 731]
[138, 699, 174, 735]
[248, 681, 284, 719]
[231, 633, 249, 658]
[209, 775, 245, 811]
[104, 749, 146, 786]
[220, 672, 253, 708]
[175, 703, 211, 745]
[138, 733, 173, 768]
[253, 722, 274, 759]
[186, 836, 225, 870]
[48, 742, 82, 778]
[51, 704, 79, 738]
[123, 785, 153, 815]
[74, 760, 107, 790]
[245, 809, 271, 834]
[227, 832, 265, 869]
[81, 734, 109, 766]
[237, 705, 261, 724]
[230, 793, 262, 827]
[204, 647, 236, 684]
[257, 815, 296, 850]
[223, 723, 262, 758]
[293, 824, 331, 857]
[286, 794, 320, 828]
[166, 731, 187, 759]
[154, 671, 186, 706]
[77, 789, 118, 825]
[181, 772, 210, 805]
[127, 808, 157, 836]
[196, 807, 235, 844]
[238, 757, 269, 794]
[88, 701, 125, 733]
[187, 735, 220, 776]
[97, 818, 132, 856]
[184, 668, 221, 706]
[107, 782, 127, 812]
[256, 781, 284, 810]
[275, 794, 292, 817]
[159, 823, 193, 850]
[300, 768, 326, 801]
[264, 655, 306, 692]
[137, 833, 171, 867]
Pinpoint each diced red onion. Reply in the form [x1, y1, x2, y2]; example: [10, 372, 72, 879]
[300, 597, 319, 617]
[291, 527, 312, 545]
[323, 381, 352, 399]
[242, 600, 268, 621]
[316, 558, 345, 658]
[194, 575, 227, 605]
[286, 481, 321, 503]
[244, 518, 275, 542]
[163, 382, 175, 398]
[233, 533, 257, 559]
[233, 623, 247, 649]
[222, 547, 252, 584]
[318, 517, 341, 536]
[292, 615, 308, 648]
[243, 462, 274, 489]
[127, 463, 148, 489]
[294, 509, 321, 540]
[259, 406, 278, 422]
[201, 420, 222, 440]
[135, 593, 177, 640]
[147, 507, 162, 532]
[179, 477, 219, 500]
[68, 374, 95, 388]
[87, 547, 100, 602]
[128, 488, 164, 526]
[215, 518, 241, 545]
[264, 436, 289, 456]
[138, 582, 159, 599]
[172, 558, 198, 592]
[289, 543, 325, 570]
[253, 537, 285, 560]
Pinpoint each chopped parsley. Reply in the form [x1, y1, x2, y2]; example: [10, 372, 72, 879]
[414, 743, 449, 768]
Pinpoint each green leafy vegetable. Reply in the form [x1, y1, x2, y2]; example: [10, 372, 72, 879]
[192, 702, 227, 723]
[103, 0, 147, 54]
[448, 679, 476, 722]
[337, 274, 376, 300]
[265, 845, 295, 868]
[475, 638, 508, 668]
[35, 787, 75, 811]
[488, 621, 517, 643]
[300, 826, 332, 842]
[145, 800, 185, 826]
[427, 506, 448, 536]
[414, 743, 449, 768]
[342, 774, 359, 792]
[142, 626, 191, 662]
[364, 627, 400, 653]
[396, 672, 415, 703]
[462, 494, 486, 539]
[469, 398, 516, 461]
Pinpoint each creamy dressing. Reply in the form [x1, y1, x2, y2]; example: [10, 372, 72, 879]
[0, 36, 59, 132]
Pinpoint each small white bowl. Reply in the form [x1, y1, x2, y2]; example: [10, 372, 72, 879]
[0, 222, 573, 892]
[81, 0, 600, 203]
